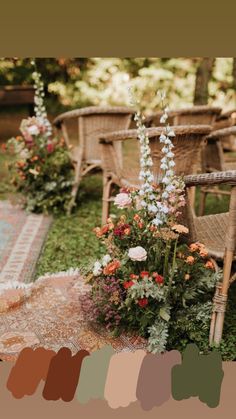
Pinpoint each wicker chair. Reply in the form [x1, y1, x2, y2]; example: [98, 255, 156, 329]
[53, 106, 135, 213]
[213, 109, 236, 152]
[145, 105, 221, 127]
[184, 170, 236, 345]
[199, 126, 236, 215]
[99, 125, 211, 224]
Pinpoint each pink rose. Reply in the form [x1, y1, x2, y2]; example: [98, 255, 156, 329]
[128, 246, 147, 262]
[27, 125, 40, 136]
[114, 193, 132, 209]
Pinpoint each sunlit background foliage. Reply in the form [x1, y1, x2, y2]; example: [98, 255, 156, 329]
[0, 58, 235, 114]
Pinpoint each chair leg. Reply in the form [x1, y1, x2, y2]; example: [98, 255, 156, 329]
[67, 160, 82, 215]
[188, 187, 196, 214]
[102, 177, 112, 225]
[210, 250, 233, 346]
[198, 187, 207, 216]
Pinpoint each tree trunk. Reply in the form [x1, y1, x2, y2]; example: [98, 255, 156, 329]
[194, 58, 215, 105]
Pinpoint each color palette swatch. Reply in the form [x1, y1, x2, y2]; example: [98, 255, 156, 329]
[1, 344, 224, 410]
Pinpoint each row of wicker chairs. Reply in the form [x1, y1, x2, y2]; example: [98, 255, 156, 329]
[53, 105, 236, 346]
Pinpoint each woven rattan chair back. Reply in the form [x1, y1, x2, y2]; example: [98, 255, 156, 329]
[100, 125, 211, 223]
[53, 106, 134, 213]
[101, 125, 211, 182]
[146, 106, 221, 128]
[54, 106, 134, 167]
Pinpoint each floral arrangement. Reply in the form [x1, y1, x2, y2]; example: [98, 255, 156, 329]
[84, 93, 218, 353]
[7, 61, 74, 213]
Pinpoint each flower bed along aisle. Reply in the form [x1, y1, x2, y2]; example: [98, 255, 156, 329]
[6, 61, 74, 214]
[84, 92, 219, 353]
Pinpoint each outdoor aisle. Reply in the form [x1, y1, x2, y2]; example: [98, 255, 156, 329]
[0, 273, 147, 361]
[0, 201, 52, 283]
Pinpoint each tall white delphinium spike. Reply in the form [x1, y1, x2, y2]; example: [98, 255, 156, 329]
[128, 88, 155, 208]
[31, 58, 52, 137]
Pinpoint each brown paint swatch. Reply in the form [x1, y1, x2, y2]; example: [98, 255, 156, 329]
[43, 347, 89, 402]
[6, 347, 56, 399]
[136, 350, 181, 410]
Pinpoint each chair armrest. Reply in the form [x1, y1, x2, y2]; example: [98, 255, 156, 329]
[53, 107, 135, 127]
[99, 129, 139, 143]
[184, 171, 236, 187]
[206, 126, 236, 140]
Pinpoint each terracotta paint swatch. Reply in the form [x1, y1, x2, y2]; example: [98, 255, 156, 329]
[104, 350, 146, 408]
[172, 344, 224, 408]
[77, 345, 115, 404]
[7, 347, 56, 398]
[43, 347, 89, 402]
[136, 350, 181, 410]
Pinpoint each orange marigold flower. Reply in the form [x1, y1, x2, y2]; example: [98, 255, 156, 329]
[17, 161, 25, 169]
[103, 260, 120, 275]
[124, 227, 131, 235]
[186, 256, 195, 265]
[138, 222, 144, 229]
[31, 155, 39, 162]
[149, 225, 157, 232]
[101, 225, 109, 235]
[133, 214, 141, 222]
[205, 260, 215, 270]
[93, 227, 101, 237]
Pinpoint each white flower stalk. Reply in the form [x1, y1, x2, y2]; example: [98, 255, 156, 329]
[129, 88, 154, 204]
[31, 59, 52, 137]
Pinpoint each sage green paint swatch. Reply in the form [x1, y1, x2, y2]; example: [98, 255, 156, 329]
[172, 344, 224, 408]
[76, 345, 115, 404]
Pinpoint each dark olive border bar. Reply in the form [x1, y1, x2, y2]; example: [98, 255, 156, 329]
[0, 1, 235, 56]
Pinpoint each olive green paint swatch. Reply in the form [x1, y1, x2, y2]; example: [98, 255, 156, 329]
[172, 344, 224, 408]
[77, 345, 115, 404]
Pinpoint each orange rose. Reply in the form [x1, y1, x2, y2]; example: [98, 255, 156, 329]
[133, 214, 140, 222]
[205, 260, 214, 270]
[199, 249, 208, 258]
[189, 243, 199, 252]
[186, 256, 195, 265]
[17, 161, 25, 169]
[103, 260, 121, 275]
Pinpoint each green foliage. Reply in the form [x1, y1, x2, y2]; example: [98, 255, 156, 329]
[6, 118, 74, 214]
[1, 58, 235, 113]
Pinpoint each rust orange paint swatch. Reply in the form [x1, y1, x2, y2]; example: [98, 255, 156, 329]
[43, 347, 89, 402]
[7, 347, 56, 398]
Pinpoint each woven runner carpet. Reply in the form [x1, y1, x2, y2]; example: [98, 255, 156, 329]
[0, 201, 52, 283]
[0, 273, 147, 361]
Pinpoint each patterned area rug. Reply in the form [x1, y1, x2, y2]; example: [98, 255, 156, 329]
[0, 272, 147, 361]
[0, 201, 52, 283]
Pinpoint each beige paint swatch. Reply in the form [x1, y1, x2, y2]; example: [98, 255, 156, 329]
[104, 350, 146, 408]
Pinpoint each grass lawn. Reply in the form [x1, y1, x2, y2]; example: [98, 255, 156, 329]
[1, 149, 236, 359]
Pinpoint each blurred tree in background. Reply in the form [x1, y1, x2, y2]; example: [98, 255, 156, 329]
[0, 57, 235, 114]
